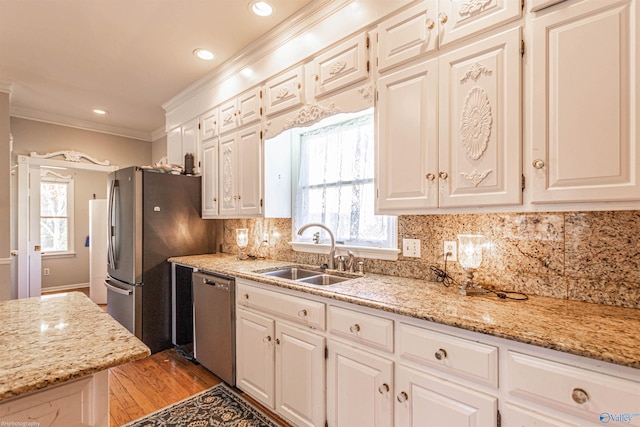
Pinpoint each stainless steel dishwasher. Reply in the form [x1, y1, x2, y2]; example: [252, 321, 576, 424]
[192, 270, 235, 386]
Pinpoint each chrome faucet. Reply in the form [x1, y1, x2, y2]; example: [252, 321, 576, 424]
[297, 223, 336, 270]
[345, 250, 355, 273]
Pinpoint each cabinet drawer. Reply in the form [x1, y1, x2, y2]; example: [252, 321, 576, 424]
[507, 351, 640, 426]
[398, 323, 498, 387]
[328, 305, 394, 353]
[313, 32, 369, 98]
[237, 283, 325, 330]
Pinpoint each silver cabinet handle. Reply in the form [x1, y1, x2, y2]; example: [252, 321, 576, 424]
[434, 348, 447, 361]
[397, 391, 408, 403]
[378, 383, 390, 394]
[571, 388, 589, 404]
[350, 324, 361, 333]
[439, 172, 449, 180]
[533, 159, 545, 169]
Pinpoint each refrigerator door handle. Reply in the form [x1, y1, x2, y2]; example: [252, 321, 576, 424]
[104, 279, 132, 296]
[107, 179, 118, 269]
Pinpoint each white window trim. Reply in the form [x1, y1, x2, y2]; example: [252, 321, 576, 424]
[289, 108, 398, 259]
[40, 172, 75, 256]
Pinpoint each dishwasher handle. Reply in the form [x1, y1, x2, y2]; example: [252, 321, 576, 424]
[193, 272, 233, 292]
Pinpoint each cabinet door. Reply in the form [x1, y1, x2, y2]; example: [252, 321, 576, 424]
[238, 86, 262, 127]
[530, 0, 640, 203]
[327, 340, 393, 427]
[200, 108, 218, 140]
[503, 402, 581, 427]
[529, 0, 567, 13]
[219, 98, 238, 135]
[237, 124, 263, 216]
[275, 322, 325, 427]
[438, 0, 521, 48]
[313, 32, 369, 98]
[219, 132, 238, 216]
[377, 1, 438, 73]
[395, 365, 497, 427]
[201, 138, 218, 218]
[265, 66, 304, 116]
[236, 309, 275, 409]
[376, 58, 439, 213]
[438, 26, 521, 207]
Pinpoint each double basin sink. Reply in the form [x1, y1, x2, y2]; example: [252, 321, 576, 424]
[261, 266, 352, 286]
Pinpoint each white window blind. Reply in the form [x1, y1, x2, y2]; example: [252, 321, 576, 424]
[40, 178, 73, 253]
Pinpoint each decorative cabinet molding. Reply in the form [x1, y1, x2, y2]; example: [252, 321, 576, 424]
[283, 102, 341, 130]
[29, 150, 110, 165]
[438, 26, 521, 207]
[264, 66, 304, 116]
[530, 0, 640, 203]
[313, 32, 369, 98]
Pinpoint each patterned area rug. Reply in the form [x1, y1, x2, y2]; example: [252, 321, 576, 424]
[123, 383, 282, 427]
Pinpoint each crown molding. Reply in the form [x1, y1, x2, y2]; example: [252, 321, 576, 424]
[150, 126, 167, 142]
[10, 106, 153, 142]
[162, 0, 349, 113]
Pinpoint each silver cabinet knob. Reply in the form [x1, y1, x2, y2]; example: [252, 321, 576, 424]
[263, 335, 272, 343]
[397, 391, 408, 403]
[243, 293, 249, 300]
[349, 324, 361, 333]
[439, 172, 449, 180]
[426, 173, 436, 181]
[426, 18, 435, 30]
[378, 383, 390, 394]
[439, 13, 448, 24]
[571, 388, 589, 404]
[533, 159, 545, 169]
[298, 309, 308, 317]
[434, 348, 447, 361]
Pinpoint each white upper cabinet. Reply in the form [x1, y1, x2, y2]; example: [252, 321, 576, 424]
[167, 118, 200, 173]
[530, 0, 640, 203]
[438, 0, 522, 48]
[313, 32, 370, 98]
[377, 1, 438, 73]
[376, 59, 439, 213]
[199, 108, 218, 140]
[377, 0, 521, 72]
[219, 86, 262, 135]
[264, 66, 304, 116]
[438, 26, 522, 207]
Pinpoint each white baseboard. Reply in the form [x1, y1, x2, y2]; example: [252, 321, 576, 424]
[0, 257, 11, 265]
[42, 283, 90, 293]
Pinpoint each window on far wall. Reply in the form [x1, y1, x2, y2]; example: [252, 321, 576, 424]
[293, 108, 397, 253]
[40, 171, 74, 254]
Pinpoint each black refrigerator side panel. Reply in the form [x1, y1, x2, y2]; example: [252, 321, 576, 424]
[142, 171, 215, 353]
[108, 167, 143, 285]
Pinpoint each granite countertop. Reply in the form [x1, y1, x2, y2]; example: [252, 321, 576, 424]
[170, 253, 640, 369]
[0, 292, 150, 400]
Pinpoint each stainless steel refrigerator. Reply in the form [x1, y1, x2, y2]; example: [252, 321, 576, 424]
[105, 166, 218, 353]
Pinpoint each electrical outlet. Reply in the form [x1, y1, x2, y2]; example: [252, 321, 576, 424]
[43, 268, 50, 276]
[402, 238, 421, 258]
[443, 241, 457, 261]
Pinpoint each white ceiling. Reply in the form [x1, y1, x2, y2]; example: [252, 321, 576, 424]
[0, 0, 317, 141]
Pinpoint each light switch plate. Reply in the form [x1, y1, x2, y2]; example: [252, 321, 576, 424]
[403, 238, 421, 257]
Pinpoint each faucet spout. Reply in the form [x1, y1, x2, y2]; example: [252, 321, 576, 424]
[297, 223, 336, 270]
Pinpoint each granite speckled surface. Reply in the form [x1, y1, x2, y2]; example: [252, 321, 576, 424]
[0, 292, 150, 400]
[170, 253, 640, 369]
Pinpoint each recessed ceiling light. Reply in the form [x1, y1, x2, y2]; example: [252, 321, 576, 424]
[93, 109, 108, 115]
[251, 1, 274, 17]
[194, 48, 215, 61]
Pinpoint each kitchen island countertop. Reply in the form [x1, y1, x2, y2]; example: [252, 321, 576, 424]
[0, 292, 150, 400]
[170, 253, 640, 369]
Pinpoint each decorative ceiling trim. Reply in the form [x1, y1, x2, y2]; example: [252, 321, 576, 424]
[30, 150, 111, 166]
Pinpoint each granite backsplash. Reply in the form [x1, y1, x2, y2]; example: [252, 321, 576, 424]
[221, 211, 640, 309]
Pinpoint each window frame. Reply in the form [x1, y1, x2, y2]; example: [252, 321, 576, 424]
[40, 170, 75, 258]
[290, 109, 399, 261]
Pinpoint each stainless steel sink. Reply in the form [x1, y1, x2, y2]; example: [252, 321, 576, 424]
[261, 266, 352, 285]
[297, 274, 350, 285]
[262, 267, 321, 280]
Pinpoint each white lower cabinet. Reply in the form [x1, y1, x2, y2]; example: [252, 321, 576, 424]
[327, 340, 394, 427]
[235, 279, 640, 427]
[395, 364, 497, 427]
